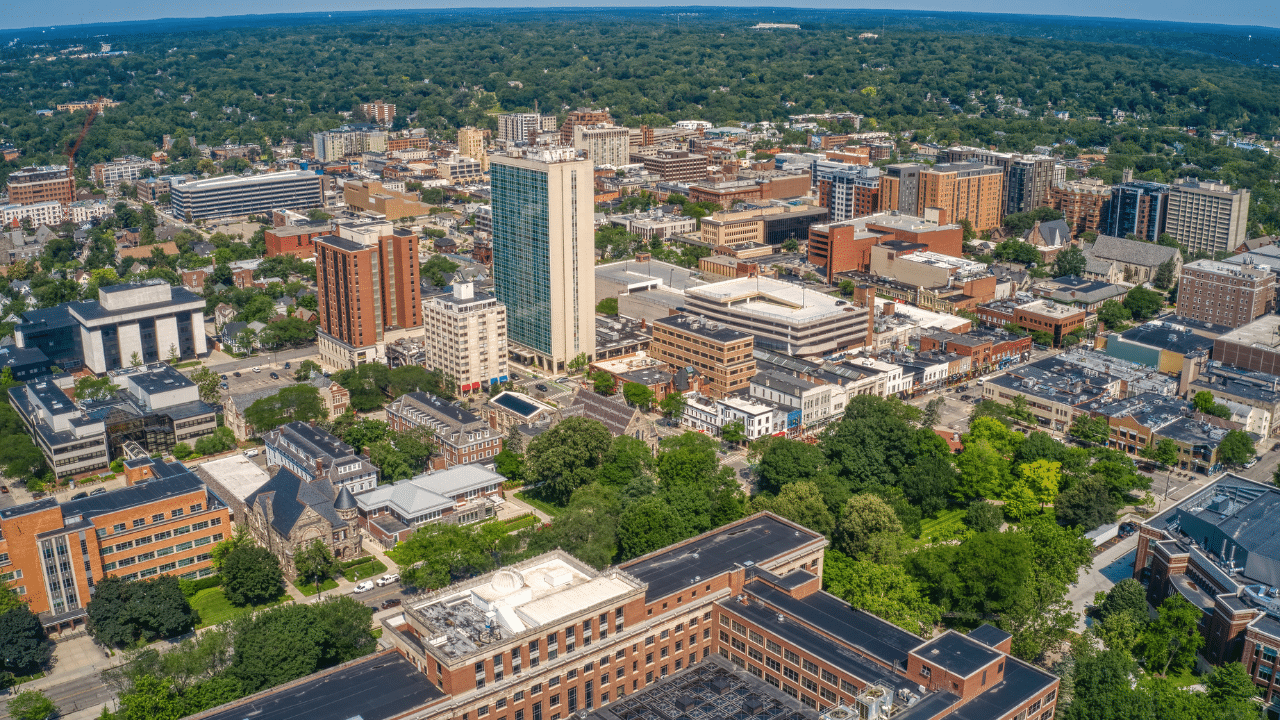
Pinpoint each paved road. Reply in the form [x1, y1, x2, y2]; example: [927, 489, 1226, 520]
[1066, 534, 1140, 632]
[201, 346, 319, 377]
[32, 666, 119, 718]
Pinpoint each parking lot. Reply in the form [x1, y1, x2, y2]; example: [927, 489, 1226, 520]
[218, 362, 298, 400]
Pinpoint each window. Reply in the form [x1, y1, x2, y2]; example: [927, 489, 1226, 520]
[132, 518, 146, 528]
[113, 523, 126, 533]
[920, 666, 931, 678]
[731, 621, 746, 635]
[549, 676, 560, 688]
[495, 698, 506, 709]
[1265, 646, 1278, 663]
[841, 680, 857, 694]
[801, 678, 817, 692]
[479, 708, 490, 717]
[783, 667, 799, 682]
[152, 513, 164, 523]
[549, 695, 560, 708]
[821, 669, 838, 685]
[820, 688, 837, 703]
[766, 640, 781, 654]
[765, 657, 780, 672]
[190, 503, 203, 513]
[802, 659, 819, 674]
[171, 508, 184, 518]
[783, 649, 799, 664]
[532, 684, 542, 695]
[749, 631, 763, 644]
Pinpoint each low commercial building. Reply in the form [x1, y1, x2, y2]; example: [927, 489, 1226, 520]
[869, 243, 998, 308]
[750, 369, 848, 430]
[1103, 320, 1214, 372]
[682, 391, 790, 440]
[262, 421, 380, 494]
[919, 329, 1033, 374]
[612, 211, 697, 240]
[356, 464, 507, 546]
[1186, 361, 1280, 437]
[700, 203, 829, 248]
[1213, 315, 1280, 376]
[264, 222, 332, 258]
[982, 359, 1119, 432]
[343, 179, 434, 220]
[975, 298, 1088, 347]
[0, 457, 229, 629]
[387, 391, 503, 469]
[808, 209, 962, 283]
[651, 314, 756, 398]
[1177, 259, 1276, 329]
[682, 277, 869, 358]
[169, 170, 324, 221]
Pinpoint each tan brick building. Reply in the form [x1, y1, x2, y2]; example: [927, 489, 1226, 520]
[650, 313, 755, 398]
[1051, 178, 1112, 234]
[343, 179, 434, 220]
[918, 162, 1005, 233]
[6, 165, 74, 206]
[458, 127, 489, 172]
[639, 150, 709, 183]
[1176, 259, 1275, 329]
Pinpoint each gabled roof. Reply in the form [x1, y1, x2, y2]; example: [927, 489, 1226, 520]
[1087, 235, 1179, 268]
[245, 466, 346, 538]
[1024, 219, 1071, 248]
[564, 390, 643, 437]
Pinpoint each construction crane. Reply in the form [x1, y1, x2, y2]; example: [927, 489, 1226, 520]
[63, 97, 102, 192]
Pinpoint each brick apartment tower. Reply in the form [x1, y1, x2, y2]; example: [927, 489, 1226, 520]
[559, 108, 612, 145]
[6, 165, 75, 206]
[315, 221, 421, 367]
[457, 127, 489, 171]
[919, 163, 1005, 233]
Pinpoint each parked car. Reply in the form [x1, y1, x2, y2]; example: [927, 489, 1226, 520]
[377, 573, 400, 587]
[380, 598, 403, 609]
[220, 382, 228, 389]
[90, 488, 107, 496]
[353, 580, 375, 593]
[1246, 456, 1261, 469]
[220, 374, 228, 380]
[70, 491, 89, 499]
[243, 449, 259, 458]
[233, 371, 242, 377]
[535, 383, 548, 392]
[252, 367, 261, 373]
[269, 372, 279, 379]
[0, 485, 8, 493]
[284, 361, 291, 369]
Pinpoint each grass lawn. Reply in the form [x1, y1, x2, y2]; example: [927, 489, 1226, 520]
[344, 559, 388, 582]
[903, 508, 970, 552]
[515, 491, 562, 518]
[294, 578, 340, 596]
[191, 587, 285, 628]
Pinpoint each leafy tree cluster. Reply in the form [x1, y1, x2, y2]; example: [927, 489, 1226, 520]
[331, 363, 455, 412]
[87, 575, 196, 648]
[0, 588, 54, 680]
[328, 413, 435, 481]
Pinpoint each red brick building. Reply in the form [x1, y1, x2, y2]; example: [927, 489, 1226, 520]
[265, 224, 333, 259]
[808, 210, 963, 282]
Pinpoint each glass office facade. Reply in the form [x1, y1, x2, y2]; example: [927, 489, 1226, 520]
[491, 162, 553, 356]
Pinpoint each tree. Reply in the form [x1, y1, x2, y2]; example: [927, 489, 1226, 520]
[1141, 438, 1179, 497]
[834, 494, 903, 563]
[1005, 458, 1060, 520]
[87, 576, 195, 648]
[1068, 414, 1108, 445]
[1054, 244, 1087, 277]
[1095, 299, 1132, 329]
[1153, 258, 1177, 289]
[591, 370, 615, 395]
[4, 690, 56, 720]
[295, 359, 323, 381]
[258, 317, 317, 348]
[243, 385, 327, 431]
[919, 396, 945, 428]
[130, 351, 144, 367]
[193, 427, 236, 456]
[221, 545, 284, 607]
[1192, 390, 1218, 414]
[595, 298, 618, 315]
[75, 374, 121, 402]
[1137, 595, 1205, 675]
[823, 550, 939, 636]
[622, 382, 656, 411]
[369, 440, 414, 482]
[210, 524, 251, 570]
[1123, 286, 1164, 320]
[294, 539, 340, 592]
[964, 500, 1004, 533]
[721, 420, 747, 444]
[1055, 474, 1122, 530]
[1098, 578, 1149, 623]
[0, 593, 53, 675]
[617, 496, 683, 559]
[1218, 430, 1256, 467]
[752, 481, 835, 536]
[188, 366, 222, 404]
[658, 392, 686, 423]
[525, 417, 613, 505]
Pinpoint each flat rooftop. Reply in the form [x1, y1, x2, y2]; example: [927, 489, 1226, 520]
[176, 169, 320, 191]
[191, 650, 445, 720]
[685, 276, 856, 325]
[654, 314, 752, 344]
[195, 455, 271, 505]
[1218, 315, 1280, 350]
[911, 632, 1002, 678]
[622, 513, 824, 600]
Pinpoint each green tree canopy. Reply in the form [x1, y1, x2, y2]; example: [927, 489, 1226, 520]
[221, 545, 285, 607]
[243, 384, 327, 431]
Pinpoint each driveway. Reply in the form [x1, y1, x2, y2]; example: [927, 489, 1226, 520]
[1065, 534, 1139, 632]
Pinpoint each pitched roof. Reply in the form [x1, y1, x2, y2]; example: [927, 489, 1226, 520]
[1024, 219, 1071, 247]
[245, 466, 346, 538]
[565, 390, 642, 437]
[1087, 235, 1179, 268]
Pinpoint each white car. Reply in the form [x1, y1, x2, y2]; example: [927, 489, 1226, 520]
[377, 573, 400, 587]
[243, 449, 259, 458]
[252, 367, 261, 373]
[353, 580, 375, 593]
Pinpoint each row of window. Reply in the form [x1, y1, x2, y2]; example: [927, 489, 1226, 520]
[103, 518, 221, 554]
[102, 532, 223, 572]
[105, 503, 205, 534]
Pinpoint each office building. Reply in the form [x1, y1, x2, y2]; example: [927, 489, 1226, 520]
[264, 222, 332, 259]
[1103, 181, 1170, 243]
[1165, 179, 1251, 254]
[640, 150, 709, 183]
[312, 124, 389, 162]
[438, 155, 486, 184]
[387, 391, 503, 468]
[497, 113, 557, 144]
[490, 148, 596, 372]
[9, 376, 110, 478]
[168, 170, 323, 221]
[869, 244, 998, 307]
[560, 108, 612, 145]
[262, 420, 379, 494]
[814, 162, 880, 222]
[0, 456, 230, 627]
[651, 314, 755, 398]
[976, 298, 1088, 347]
[359, 101, 396, 125]
[91, 156, 161, 189]
[5, 165, 74, 206]
[808, 209, 962, 283]
[919, 162, 1006, 233]
[683, 277, 870, 358]
[356, 464, 507, 546]
[1176, 259, 1275, 329]
[343, 179, 433, 220]
[877, 163, 924, 216]
[457, 127, 489, 171]
[1051, 178, 1112, 234]
[423, 282, 509, 394]
[699, 203, 828, 247]
[573, 124, 630, 168]
[314, 219, 422, 368]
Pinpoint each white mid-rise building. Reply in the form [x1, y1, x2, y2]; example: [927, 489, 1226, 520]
[2, 201, 64, 227]
[66, 282, 208, 373]
[423, 282, 510, 394]
[573, 124, 630, 168]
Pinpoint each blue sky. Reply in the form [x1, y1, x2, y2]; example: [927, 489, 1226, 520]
[8, 0, 1280, 32]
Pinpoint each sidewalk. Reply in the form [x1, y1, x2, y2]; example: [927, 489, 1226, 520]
[16, 635, 119, 696]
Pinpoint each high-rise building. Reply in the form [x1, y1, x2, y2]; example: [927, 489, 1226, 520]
[1103, 181, 1170, 243]
[878, 163, 924, 216]
[572, 124, 630, 168]
[358, 101, 396, 125]
[1051, 178, 1112, 234]
[311, 124, 388, 162]
[456, 126, 488, 171]
[1176, 259, 1275, 329]
[490, 148, 595, 372]
[5, 165, 74, 206]
[940, 147, 1054, 214]
[423, 282, 510, 394]
[639, 150, 709, 183]
[168, 170, 323, 221]
[496, 113, 556, 143]
[314, 219, 422, 369]
[559, 107, 612, 145]
[813, 162, 880, 222]
[919, 162, 1005, 233]
[1165, 180, 1251, 254]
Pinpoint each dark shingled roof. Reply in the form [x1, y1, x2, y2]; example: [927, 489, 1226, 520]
[1088, 234, 1180, 268]
[565, 390, 643, 437]
[334, 485, 357, 511]
[245, 466, 345, 538]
